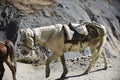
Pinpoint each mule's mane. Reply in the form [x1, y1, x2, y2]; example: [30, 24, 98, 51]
[33, 25, 55, 31]
[33, 24, 63, 32]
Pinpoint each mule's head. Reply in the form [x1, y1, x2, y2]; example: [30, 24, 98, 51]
[20, 28, 34, 55]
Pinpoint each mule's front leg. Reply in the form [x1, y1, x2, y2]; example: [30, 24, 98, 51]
[60, 55, 68, 78]
[46, 60, 50, 78]
[46, 54, 58, 78]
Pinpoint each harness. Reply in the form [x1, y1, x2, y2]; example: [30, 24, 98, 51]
[21, 29, 36, 50]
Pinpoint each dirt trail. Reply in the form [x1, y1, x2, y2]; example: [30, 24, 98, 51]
[3, 54, 120, 80]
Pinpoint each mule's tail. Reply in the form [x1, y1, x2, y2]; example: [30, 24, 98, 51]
[5, 40, 16, 65]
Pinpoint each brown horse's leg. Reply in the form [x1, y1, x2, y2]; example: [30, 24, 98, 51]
[5, 56, 17, 80]
[60, 55, 68, 78]
[102, 51, 108, 70]
[0, 63, 5, 80]
[46, 53, 58, 78]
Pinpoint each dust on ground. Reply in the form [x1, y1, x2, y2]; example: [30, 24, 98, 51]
[3, 53, 120, 80]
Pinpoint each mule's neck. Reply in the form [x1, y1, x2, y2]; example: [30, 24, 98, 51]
[33, 26, 56, 45]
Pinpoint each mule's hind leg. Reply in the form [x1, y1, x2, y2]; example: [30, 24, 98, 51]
[102, 51, 107, 70]
[84, 46, 99, 74]
[84, 37, 105, 74]
[0, 64, 5, 80]
[60, 55, 68, 78]
[46, 53, 58, 78]
[5, 57, 17, 80]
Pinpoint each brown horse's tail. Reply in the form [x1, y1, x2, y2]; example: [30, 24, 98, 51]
[5, 40, 16, 65]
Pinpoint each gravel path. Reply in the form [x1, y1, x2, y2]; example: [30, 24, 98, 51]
[3, 54, 120, 80]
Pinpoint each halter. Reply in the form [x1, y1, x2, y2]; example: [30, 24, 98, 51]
[21, 29, 36, 50]
[21, 27, 55, 50]
[22, 44, 33, 50]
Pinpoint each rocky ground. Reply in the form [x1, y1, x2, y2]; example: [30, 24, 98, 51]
[0, 0, 120, 80]
[3, 52, 120, 80]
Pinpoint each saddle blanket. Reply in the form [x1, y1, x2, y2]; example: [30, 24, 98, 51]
[71, 23, 88, 35]
[74, 24, 88, 36]
[64, 24, 89, 44]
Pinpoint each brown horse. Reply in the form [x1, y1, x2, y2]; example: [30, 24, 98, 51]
[0, 40, 17, 80]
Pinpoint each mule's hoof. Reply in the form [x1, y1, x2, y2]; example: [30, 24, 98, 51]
[46, 69, 50, 78]
[83, 70, 89, 75]
[61, 74, 66, 78]
[46, 75, 49, 78]
[46, 74, 49, 78]
[60, 70, 68, 78]
[103, 66, 108, 70]
[46, 73, 50, 78]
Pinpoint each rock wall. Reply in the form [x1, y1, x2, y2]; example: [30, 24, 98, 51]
[0, 0, 120, 58]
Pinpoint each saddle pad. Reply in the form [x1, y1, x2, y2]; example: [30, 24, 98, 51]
[64, 31, 88, 44]
[70, 23, 88, 36]
[75, 25, 88, 35]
